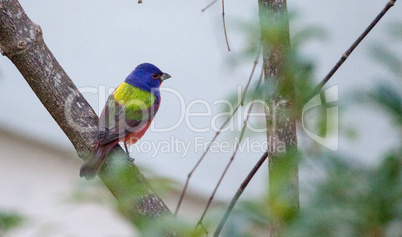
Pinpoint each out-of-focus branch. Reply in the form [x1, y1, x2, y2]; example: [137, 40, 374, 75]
[258, 0, 299, 236]
[0, 0, 173, 231]
[196, 68, 264, 231]
[202, 0, 217, 12]
[174, 50, 261, 216]
[305, 0, 397, 103]
[213, 151, 269, 237]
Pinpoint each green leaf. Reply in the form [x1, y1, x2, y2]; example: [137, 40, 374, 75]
[0, 212, 24, 232]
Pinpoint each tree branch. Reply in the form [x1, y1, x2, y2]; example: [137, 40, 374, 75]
[305, 0, 397, 103]
[213, 151, 269, 237]
[174, 50, 261, 216]
[258, 0, 299, 236]
[196, 67, 264, 231]
[202, 0, 231, 51]
[0, 0, 173, 232]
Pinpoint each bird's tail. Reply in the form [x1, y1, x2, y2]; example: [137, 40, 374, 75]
[80, 141, 118, 180]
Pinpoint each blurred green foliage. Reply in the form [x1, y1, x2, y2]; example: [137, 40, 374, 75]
[218, 79, 402, 236]
[0, 211, 24, 234]
[141, 216, 208, 237]
[281, 150, 402, 237]
[216, 21, 402, 236]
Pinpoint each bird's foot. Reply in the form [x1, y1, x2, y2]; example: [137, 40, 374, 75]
[123, 142, 134, 162]
[125, 153, 135, 163]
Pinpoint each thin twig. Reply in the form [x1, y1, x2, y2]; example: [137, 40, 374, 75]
[196, 68, 264, 230]
[174, 50, 261, 216]
[202, 0, 231, 51]
[305, 0, 397, 103]
[222, 0, 231, 51]
[202, 0, 218, 12]
[213, 151, 269, 237]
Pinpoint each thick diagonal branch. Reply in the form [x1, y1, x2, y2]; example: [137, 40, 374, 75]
[0, 0, 173, 231]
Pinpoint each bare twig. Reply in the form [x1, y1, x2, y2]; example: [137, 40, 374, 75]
[196, 68, 264, 230]
[222, 0, 231, 51]
[305, 0, 397, 103]
[213, 151, 269, 237]
[174, 50, 261, 216]
[202, 0, 231, 51]
[202, 0, 218, 12]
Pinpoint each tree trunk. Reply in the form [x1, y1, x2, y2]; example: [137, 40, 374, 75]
[258, 0, 299, 236]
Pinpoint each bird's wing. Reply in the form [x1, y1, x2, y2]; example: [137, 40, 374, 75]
[97, 83, 160, 145]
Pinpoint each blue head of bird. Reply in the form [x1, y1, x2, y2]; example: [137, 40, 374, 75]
[125, 63, 171, 93]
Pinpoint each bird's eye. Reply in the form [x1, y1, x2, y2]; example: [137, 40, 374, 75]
[152, 73, 158, 79]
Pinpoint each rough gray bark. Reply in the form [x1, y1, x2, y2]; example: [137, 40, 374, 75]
[258, 0, 299, 236]
[0, 0, 173, 231]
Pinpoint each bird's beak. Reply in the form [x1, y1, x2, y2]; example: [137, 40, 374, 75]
[161, 73, 171, 81]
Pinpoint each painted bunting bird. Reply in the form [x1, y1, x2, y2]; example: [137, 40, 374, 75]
[80, 63, 171, 180]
